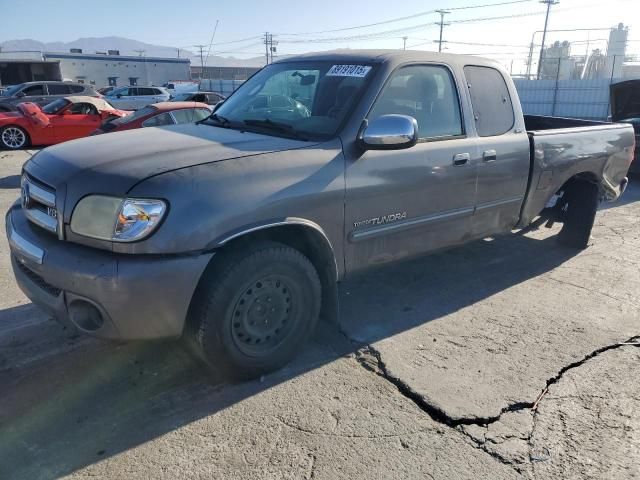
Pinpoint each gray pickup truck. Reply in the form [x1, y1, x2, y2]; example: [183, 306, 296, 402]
[6, 51, 634, 377]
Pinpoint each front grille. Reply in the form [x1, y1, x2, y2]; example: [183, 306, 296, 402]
[21, 174, 59, 237]
[15, 259, 62, 297]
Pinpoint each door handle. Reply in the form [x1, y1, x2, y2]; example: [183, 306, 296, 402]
[453, 153, 470, 166]
[483, 150, 497, 162]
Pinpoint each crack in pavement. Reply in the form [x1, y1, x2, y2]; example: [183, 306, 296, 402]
[346, 332, 640, 472]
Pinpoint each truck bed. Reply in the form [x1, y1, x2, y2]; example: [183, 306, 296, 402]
[517, 115, 635, 227]
[524, 114, 608, 131]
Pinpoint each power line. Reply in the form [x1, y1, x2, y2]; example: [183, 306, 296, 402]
[202, 20, 220, 77]
[276, 0, 535, 36]
[450, 10, 546, 23]
[279, 23, 437, 44]
[449, 0, 533, 8]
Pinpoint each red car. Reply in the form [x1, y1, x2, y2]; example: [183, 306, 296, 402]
[0, 96, 130, 149]
[92, 101, 212, 135]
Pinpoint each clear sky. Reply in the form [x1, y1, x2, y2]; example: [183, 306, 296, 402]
[1, 0, 639, 74]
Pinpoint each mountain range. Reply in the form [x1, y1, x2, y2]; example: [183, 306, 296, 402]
[0, 36, 266, 68]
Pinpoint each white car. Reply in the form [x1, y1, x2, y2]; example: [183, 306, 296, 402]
[105, 86, 170, 110]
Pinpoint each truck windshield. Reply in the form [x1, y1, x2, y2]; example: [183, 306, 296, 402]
[207, 61, 375, 140]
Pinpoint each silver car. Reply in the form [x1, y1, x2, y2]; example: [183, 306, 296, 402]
[104, 86, 169, 110]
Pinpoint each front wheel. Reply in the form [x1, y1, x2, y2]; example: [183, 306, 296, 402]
[1, 126, 29, 150]
[190, 242, 322, 378]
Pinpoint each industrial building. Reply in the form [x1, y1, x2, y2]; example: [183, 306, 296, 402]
[533, 23, 638, 81]
[0, 50, 191, 87]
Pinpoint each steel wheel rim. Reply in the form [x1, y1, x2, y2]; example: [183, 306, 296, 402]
[2, 127, 26, 149]
[230, 275, 296, 356]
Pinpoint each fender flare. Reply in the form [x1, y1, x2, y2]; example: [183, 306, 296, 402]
[213, 217, 340, 281]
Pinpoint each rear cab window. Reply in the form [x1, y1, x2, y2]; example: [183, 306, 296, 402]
[463, 65, 515, 137]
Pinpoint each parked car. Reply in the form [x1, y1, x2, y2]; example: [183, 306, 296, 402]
[0, 96, 129, 149]
[169, 91, 225, 107]
[0, 81, 100, 112]
[7, 51, 634, 378]
[104, 86, 170, 110]
[92, 101, 211, 135]
[610, 79, 640, 174]
[164, 81, 200, 97]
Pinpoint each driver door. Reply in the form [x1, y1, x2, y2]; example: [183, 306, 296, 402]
[344, 64, 479, 272]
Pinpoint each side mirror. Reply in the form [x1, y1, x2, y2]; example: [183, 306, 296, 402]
[16, 91, 26, 98]
[117, 94, 122, 98]
[359, 114, 418, 150]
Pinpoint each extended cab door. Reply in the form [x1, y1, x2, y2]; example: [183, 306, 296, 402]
[463, 65, 531, 237]
[344, 64, 478, 272]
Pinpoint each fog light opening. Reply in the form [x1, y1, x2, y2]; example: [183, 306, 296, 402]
[68, 300, 104, 332]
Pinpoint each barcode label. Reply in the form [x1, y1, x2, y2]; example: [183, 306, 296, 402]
[326, 65, 372, 77]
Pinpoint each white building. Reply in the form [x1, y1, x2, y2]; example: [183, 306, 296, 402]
[44, 51, 191, 87]
[0, 50, 191, 87]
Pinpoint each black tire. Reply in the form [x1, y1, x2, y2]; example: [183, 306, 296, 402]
[0, 125, 30, 150]
[557, 181, 599, 249]
[190, 241, 321, 378]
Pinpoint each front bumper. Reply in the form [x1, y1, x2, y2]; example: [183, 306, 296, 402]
[6, 205, 213, 340]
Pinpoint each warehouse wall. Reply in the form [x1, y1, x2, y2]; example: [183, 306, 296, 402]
[44, 53, 191, 88]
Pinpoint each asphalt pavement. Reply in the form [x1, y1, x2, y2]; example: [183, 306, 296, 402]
[0, 149, 638, 479]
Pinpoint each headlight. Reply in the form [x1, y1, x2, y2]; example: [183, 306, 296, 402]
[70, 196, 167, 242]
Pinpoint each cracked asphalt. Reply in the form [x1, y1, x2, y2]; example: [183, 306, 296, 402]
[0, 149, 638, 479]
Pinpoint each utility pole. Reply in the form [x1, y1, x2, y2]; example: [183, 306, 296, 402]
[402, 36, 408, 50]
[263, 33, 278, 64]
[536, 0, 559, 80]
[194, 44, 207, 80]
[435, 10, 450, 53]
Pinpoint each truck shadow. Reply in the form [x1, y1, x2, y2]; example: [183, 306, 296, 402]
[0, 231, 578, 479]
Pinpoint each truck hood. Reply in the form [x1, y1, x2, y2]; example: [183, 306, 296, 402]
[25, 123, 315, 209]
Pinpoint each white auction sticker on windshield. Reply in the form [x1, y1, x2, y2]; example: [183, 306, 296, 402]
[326, 65, 372, 77]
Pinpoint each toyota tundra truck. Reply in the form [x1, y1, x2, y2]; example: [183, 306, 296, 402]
[6, 51, 634, 377]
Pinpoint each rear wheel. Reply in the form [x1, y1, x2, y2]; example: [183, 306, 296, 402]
[557, 181, 600, 249]
[1, 126, 29, 150]
[190, 242, 321, 378]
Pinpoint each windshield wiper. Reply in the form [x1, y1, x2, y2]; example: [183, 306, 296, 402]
[242, 119, 309, 140]
[202, 113, 231, 127]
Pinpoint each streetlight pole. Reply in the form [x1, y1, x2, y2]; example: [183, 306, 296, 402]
[536, 0, 559, 80]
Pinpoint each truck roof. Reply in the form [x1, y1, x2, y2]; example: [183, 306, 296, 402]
[273, 49, 502, 68]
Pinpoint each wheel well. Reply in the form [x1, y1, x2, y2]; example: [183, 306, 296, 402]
[555, 172, 600, 196]
[192, 224, 339, 328]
